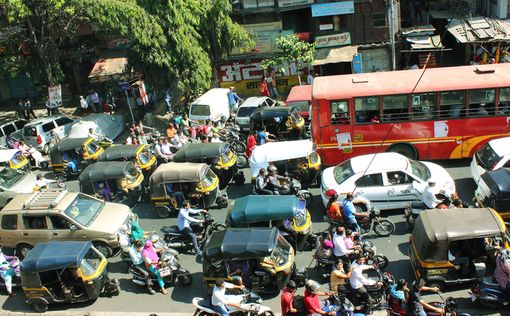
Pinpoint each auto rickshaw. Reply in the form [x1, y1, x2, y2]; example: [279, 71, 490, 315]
[150, 162, 228, 218]
[0, 149, 30, 171]
[409, 208, 510, 290]
[173, 142, 243, 189]
[202, 227, 298, 295]
[249, 139, 321, 188]
[474, 168, 510, 218]
[49, 137, 104, 181]
[98, 144, 157, 184]
[20, 241, 119, 313]
[226, 195, 312, 251]
[79, 161, 144, 207]
[250, 106, 305, 141]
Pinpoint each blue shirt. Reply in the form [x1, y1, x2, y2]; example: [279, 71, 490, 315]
[228, 91, 240, 106]
[258, 131, 268, 144]
[342, 199, 356, 220]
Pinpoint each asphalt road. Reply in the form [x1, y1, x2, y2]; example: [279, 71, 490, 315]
[0, 159, 505, 315]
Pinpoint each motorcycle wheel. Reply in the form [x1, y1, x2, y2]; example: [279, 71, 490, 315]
[366, 255, 389, 270]
[232, 140, 246, 153]
[373, 219, 395, 237]
[261, 312, 274, 316]
[178, 274, 192, 286]
[236, 154, 248, 169]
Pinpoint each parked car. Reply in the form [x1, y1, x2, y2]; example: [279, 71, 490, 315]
[474, 168, 510, 218]
[320, 152, 456, 210]
[0, 167, 40, 207]
[470, 136, 510, 184]
[0, 119, 27, 147]
[235, 97, 275, 131]
[69, 113, 126, 141]
[22, 116, 75, 154]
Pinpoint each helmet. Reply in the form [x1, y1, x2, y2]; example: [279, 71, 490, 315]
[305, 279, 320, 294]
[221, 116, 227, 123]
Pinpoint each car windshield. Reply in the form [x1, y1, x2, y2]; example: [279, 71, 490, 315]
[64, 194, 104, 227]
[80, 247, 103, 276]
[221, 147, 234, 164]
[288, 101, 310, 112]
[271, 235, 291, 266]
[476, 142, 501, 170]
[409, 159, 430, 181]
[86, 141, 100, 155]
[190, 104, 211, 116]
[333, 160, 355, 184]
[294, 200, 308, 227]
[126, 166, 140, 184]
[201, 169, 217, 188]
[237, 107, 257, 117]
[0, 168, 25, 188]
[139, 149, 152, 165]
[309, 151, 320, 165]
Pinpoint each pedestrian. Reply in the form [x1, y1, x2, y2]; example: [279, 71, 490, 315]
[17, 99, 27, 120]
[259, 76, 270, 97]
[106, 90, 116, 114]
[266, 68, 279, 99]
[307, 70, 314, 85]
[79, 96, 89, 115]
[227, 87, 242, 113]
[246, 130, 257, 158]
[24, 98, 37, 120]
[45, 96, 53, 116]
[164, 88, 172, 114]
[90, 90, 100, 113]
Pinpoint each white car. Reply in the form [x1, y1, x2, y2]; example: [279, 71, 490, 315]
[69, 113, 126, 140]
[320, 152, 456, 210]
[470, 137, 510, 184]
[235, 97, 275, 131]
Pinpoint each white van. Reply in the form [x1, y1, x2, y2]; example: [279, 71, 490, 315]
[189, 88, 230, 122]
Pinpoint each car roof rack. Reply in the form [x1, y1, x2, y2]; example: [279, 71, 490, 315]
[23, 189, 68, 210]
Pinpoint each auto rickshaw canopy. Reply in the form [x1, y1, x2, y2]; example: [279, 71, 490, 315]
[480, 169, 510, 200]
[79, 161, 136, 182]
[173, 143, 229, 162]
[0, 149, 23, 163]
[204, 227, 279, 262]
[150, 162, 209, 185]
[21, 241, 92, 273]
[98, 145, 143, 161]
[226, 195, 306, 226]
[249, 140, 318, 177]
[250, 106, 297, 121]
[49, 137, 90, 161]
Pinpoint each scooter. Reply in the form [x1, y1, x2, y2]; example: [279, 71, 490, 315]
[469, 276, 510, 308]
[192, 292, 273, 316]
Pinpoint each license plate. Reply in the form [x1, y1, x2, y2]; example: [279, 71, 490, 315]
[159, 268, 171, 277]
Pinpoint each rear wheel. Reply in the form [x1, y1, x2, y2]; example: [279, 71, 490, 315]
[373, 219, 395, 237]
[55, 172, 67, 182]
[216, 196, 229, 208]
[31, 301, 48, 313]
[16, 243, 33, 260]
[94, 242, 113, 258]
[387, 143, 417, 160]
[232, 140, 246, 154]
[156, 205, 170, 218]
[367, 254, 389, 270]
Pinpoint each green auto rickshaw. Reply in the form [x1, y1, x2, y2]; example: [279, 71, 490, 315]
[20, 241, 119, 313]
[99, 144, 157, 184]
[202, 227, 298, 295]
[226, 195, 312, 251]
[49, 137, 104, 181]
[173, 142, 243, 189]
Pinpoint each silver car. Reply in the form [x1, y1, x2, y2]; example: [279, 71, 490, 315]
[235, 97, 275, 131]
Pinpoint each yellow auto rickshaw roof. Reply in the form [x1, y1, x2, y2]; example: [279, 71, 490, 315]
[150, 162, 210, 185]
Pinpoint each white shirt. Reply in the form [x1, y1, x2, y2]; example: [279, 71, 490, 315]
[128, 245, 144, 265]
[35, 179, 47, 188]
[80, 98, 88, 109]
[177, 207, 202, 231]
[333, 232, 353, 257]
[211, 282, 235, 307]
[349, 264, 376, 289]
[161, 143, 172, 155]
[211, 137, 221, 143]
[422, 185, 441, 208]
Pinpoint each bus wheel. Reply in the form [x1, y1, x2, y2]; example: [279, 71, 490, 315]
[387, 144, 417, 160]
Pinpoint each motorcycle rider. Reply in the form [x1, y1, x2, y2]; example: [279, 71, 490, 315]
[407, 279, 442, 316]
[211, 279, 245, 316]
[129, 240, 156, 295]
[178, 201, 207, 257]
[388, 279, 409, 315]
[303, 279, 336, 316]
[281, 280, 300, 316]
[348, 255, 382, 313]
[254, 168, 272, 195]
[0, 249, 18, 296]
[420, 180, 442, 209]
[330, 260, 350, 294]
[494, 249, 510, 291]
[266, 165, 290, 195]
[341, 193, 367, 233]
[332, 226, 359, 269]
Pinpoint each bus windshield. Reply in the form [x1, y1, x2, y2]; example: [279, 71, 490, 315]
[409, 159, 430, 181]
[333, 160, 355, 184]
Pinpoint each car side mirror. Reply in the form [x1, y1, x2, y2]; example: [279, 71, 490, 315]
[70, 225, 78, 232]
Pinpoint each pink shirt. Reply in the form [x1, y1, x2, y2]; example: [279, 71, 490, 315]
[344, 236, 355, 249]
[323, 239, 334, 249]
[494, 254, 510, 289]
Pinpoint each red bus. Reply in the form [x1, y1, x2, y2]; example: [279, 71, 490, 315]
[286, 85, 312, 124]
[311, 64, 510, 166]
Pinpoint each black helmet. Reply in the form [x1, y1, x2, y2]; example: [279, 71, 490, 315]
[221, 116, 227, 123]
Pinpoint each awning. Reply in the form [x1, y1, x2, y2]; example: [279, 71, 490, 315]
[88, 57, 128, 83]
[312, 45, 358, 66]
[447, 17, 510, 44]
[407, 35, 444, 50]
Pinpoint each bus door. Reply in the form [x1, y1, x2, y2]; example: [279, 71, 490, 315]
[318, 99, 353, 166]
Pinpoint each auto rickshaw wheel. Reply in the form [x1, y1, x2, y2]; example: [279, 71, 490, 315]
[178, 274, 192, 286]
[233, 172, 245, 185]
[426, 280, 445, 292]
[31, 301, 48, 313]
[55, 172, 67, 182]
[155, 206, 171, 218]
[216, 196, 229, 208]
[93, 242, 113, 258]
[16, 243, 33, 260]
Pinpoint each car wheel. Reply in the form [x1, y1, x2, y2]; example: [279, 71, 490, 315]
[373, 219, 395, 237]
[93, 242, 113, 258]
[16, 243, 33, 260]
[155, 206, 170, 218]
[31, 301, 48, 313]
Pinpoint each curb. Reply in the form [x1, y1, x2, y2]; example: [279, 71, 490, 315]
[0, 312, 389, 316]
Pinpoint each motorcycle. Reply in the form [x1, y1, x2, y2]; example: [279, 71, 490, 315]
[258, 176, 313, 208]
[192, 292, 273, 316]
[339, 266, 394, 309]
[404, 193, 448, 228]
[161, 212, 226, 253]
[0, 255, 21, 293]
[469, 276, 510, 308]
[326, 209, 395, 238]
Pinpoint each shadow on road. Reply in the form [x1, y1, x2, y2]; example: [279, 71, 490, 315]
[170, 272, 203, 303]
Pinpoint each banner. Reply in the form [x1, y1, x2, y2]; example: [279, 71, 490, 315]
[47, 85, 62, 108]
[315, 32, 352, 48]
[278, 0, 314, 8]
[311, 1, 355, 17]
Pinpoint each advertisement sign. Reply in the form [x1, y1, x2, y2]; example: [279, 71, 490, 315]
[278, 0, 314, 8]
[315, 32, 352, 48]
[231, 30, 293, 55]
[242, 21, 283, 32]
[352, 53, 363, 73]
[311, 1, 355, 17]
[47, 85, 62, 108]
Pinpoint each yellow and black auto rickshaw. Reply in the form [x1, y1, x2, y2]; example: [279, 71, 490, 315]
[250, 106, 305, 141]
[149, 162, 227, 218]
[49, 137, 103, 181]
[79, 161, 144, 207]
[20, 241, 119, 313]
[98, 144, 157, 184]
[409, 207, 510, 291]
[0, 149, 30, 171]
[226, 195, 312, 251]
[173, 142, 243, 189]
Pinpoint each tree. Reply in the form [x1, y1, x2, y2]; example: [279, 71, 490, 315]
[261, 34, 315, 85]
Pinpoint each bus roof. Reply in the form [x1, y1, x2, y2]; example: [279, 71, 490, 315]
[313, 64, 510, 100]
[286, 85, 312, 103]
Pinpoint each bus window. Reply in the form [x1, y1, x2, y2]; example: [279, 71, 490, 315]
[498, 87, 510, 115]
[382, 95, 408, 122]
[411, 92, 437, 120]
[468, 89, 495, 117]
[440, 90, 466, 119]
[354, 96, 380, 124]
[330, 100, 350, 125]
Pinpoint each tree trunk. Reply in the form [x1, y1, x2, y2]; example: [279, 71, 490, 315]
[25, 18, 54, 85]
[295, 60, 302, 85]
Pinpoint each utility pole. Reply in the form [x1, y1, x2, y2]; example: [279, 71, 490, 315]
[388, 0, 397, 70]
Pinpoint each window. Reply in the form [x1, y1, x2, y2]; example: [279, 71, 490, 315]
[50, 216, 73, 229]
[440, 90, 466, 118]
[373, 13, 386, 27]
[355, 174, 383, 187]
[14, 120, 27, 130]
[382, 95, 408, 122]
[42, 122, 55, 133]
[23, 215, 48, 229]
[354, 96, 379, 124]
[243, 0, 275, 9]
[190, 104, 211, 116]
[23, 126, 37, 137]
[265, 99, 275, 107]
[333, 160, 355, 184]
[386, 171, 412, 185]
[330, 100, 350, 125]
[2, 124, 15, 136]
[498, 87, 510, 115]
[55, 117, 73, 126]
[468, 89, 495, 117]
[411, 92, 437, 120]
[1, 215, 17, 230]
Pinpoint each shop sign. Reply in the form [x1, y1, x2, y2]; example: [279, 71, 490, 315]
[311, 1, 355, 17]
[278, 0, 314, 8]
[315, 32, 352, 48]
[231, 30, 293, 55]
[319, 24, 334, 31]
[48, 85, 62, 108]
[242, 21, 283, 32]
